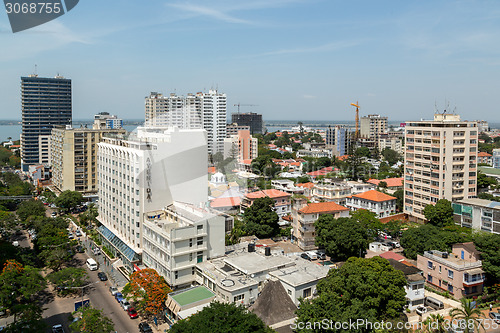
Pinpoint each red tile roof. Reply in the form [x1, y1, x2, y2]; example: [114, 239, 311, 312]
[478, 152, 492, 157]
[337, 155, 349, 161]
[210, 197, 241, 208]
[352, 190, 396, 202]
[299, 202, 349, 214]
[307, 170, 328, 176]
[208, 166, 216, 174]
[296, 182, 314, 189]
[367, 177, 403, 187]
[379, 251, 405, 262]
[241, 159, 252, 165]
[246, 189, 291, 199]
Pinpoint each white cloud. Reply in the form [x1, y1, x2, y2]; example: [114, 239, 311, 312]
[303, 94, 316, 99]
[243, 40, 361, 58]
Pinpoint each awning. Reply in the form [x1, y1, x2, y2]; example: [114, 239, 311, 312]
[466, 268, 484, 275]
[98, 225, 140, 262]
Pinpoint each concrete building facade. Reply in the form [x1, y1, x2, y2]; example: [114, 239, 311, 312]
[360, 114, 388, 142]
[452, 198, 500, 234]
[325, 125, 350, 157]
[223, 130, 258, 161]
[345, 190, 396, 217]
[404, 114, 478, 222]
[231, 112, 263, 135]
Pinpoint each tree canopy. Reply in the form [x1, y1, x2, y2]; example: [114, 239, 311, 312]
[122, 268, 172, 318]
[473, 233, 500, 281]
[16, 200, 45, 221]
[47, 267, 88, 294]
[381, 148, 401, 166]
[242, 197, 280, 239]
[295, 257, 407, 332]
[423, 199, 453, 227]
[55, 190, 84, 212]
[170, 301, 273, 333]
[70, 306, 115, 333]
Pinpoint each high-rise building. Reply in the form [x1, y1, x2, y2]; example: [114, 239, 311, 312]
[360, 114, 388, 142]
[50, 123, 126, 197]
[404, 114, 478, 222]
[325, 125, 351, 156]
[144, 90, 226, 154]
[231, 113, 263, 135]
[21, 75, 72, 170]
[226, 123, 250, 137]
[93, 112, 123, 129]
[38, 135, 51, 166]
[223, 130, 258, 161]
[493, 149, 500, 169]
[96, 127, 208, 272]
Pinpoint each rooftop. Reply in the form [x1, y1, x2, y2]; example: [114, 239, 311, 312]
[387, 258, 422, 276]
[298, 202, 349, 214]
[169, 286, 215, 307]
[245, 189, 291, 199]
[367, 177, 403, 187]
[478, 152, 492, 157]
[296, 182, 315, 189]
[379, 251, 406, 262]
[423, 250, 482, 271]
[478, 166, 500, 176]
[455, 198, 500, 210]
[269, 260, 329, 287]
[210, 197, 241, 208]
[224, 252, 294, 276]
[351, 190, 396, 202]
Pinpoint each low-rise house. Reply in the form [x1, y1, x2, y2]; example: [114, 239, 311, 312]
[345, 190, 396, 218]
[296, 182, 314, 198]
[292, 199, 349, 250]
[312, 182, 351, 205]
[452, 198, 500, 234]
[241, 189, 292, 217]
[164, 285, 215, 325]
[296, 149, 333, 159]
[387, 259, 425, 311]
[271, 179, 305, 195]
[478, 152, 493, 166]
[366, 177, 403, 193]
[346, 180, 376, 194]
[416, 242, 485, 299]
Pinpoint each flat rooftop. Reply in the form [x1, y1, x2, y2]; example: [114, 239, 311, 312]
[269, 258, 329, 287]
[455, 197, 500, 209]
[169, 286, 215, 307]
[224, 252, 294, 276]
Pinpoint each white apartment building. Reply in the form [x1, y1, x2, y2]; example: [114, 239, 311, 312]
[96, 127, 208, 272]
[142, 202, 225, 288]
[145, 90, 227, 154]
[404, 114, 478, 222]
[493, 149, 500, 169]
[360, 114, 388, 142]
[93, 112, 123, 129]
[345, 190, 397, 218]
[452, 198, 500, 234]
[378, 135, 403, 155]
[38, 135, 51, 165]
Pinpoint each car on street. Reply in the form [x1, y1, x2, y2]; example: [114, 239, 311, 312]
[120, 299, 131, 311]
[68, 233, 74, 239]
[93, 247, 101, 255]
[300, 253, 311, 261]
[97, 272, 108, 281]
[75, 230, 82, 237]
[115, 292, 124, 303]
[127, 307, 138, 319]
[51, 212, 57, 217]
[52, 324, 65, 333]
[392, 241, 401, 248]
[139, 322, 153, 333]
[489, 312, 500, 324]
[109, 286, 119, 296]
[416, 305, 427, 316]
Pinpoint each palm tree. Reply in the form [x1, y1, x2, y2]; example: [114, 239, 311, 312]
[449, 298, 485, 333]
[423, 313, 446, 333]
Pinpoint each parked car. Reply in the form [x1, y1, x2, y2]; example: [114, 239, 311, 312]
[416, 305, 427, 316]
[392, 241, 401, 248]
[127, 307, 138, 319]
[68, 233, 74, 240]
[109, 286, 119, 296]
[489, 312, 500, 324]
[115, 292, 124, 303]
[51, 212, 57, 218]
[93, 247, 101, 255]
[52, 324, 65, 333]
[75, 230, 82, 237]
[97, 272, 108, 281]
[120, 299, 131, 311]
[300, 253, 311, 261]
[139, 322, 153, 333]
[316, 250, 326, 260]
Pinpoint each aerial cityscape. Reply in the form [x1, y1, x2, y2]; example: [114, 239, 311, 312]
[1, 1, 500, 333]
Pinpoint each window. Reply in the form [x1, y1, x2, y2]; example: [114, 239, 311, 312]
[197, 225, 203, 230]
[189, 239, 193, 247]
[427, 261, 433, 269]
[197, 251, 203, 263]
[448, 270, 454, 279]
[447, 284, 453, 293]
[197, 237, 203, 246]
[427, 274, 433, 283]
[234, 294, 245, 302]
[175, 271, 178, 279]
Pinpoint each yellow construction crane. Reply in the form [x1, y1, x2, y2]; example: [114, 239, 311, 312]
[351, 101, 360, 139]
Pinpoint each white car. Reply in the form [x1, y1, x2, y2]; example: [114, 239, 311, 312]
[120, 299, 131, 311]
[416, 305, 427, 316]
[392, 241, 401, 248]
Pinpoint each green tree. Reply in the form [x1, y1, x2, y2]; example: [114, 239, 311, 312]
[295, 257, 407, 332]
[3, 303, 46, 333]
[477, 171, 497, 189]
[393, 189, 404, 212]
[55, 190, 84, 213]
[378, 181, 388, 189]
[382, 148, 401, 165]
[473, 233, 500, 281]
[449, 298, 484, 333]
[47, 267, 88, 293]
[242, 197, 280, 239]
[170, 301, 273, 333]
[16, 200, 45, 221]
[355, 146, 371, 158]
[70, 306, 115, 333]
[315, 214, 369, 261]
[423, 199, 453, 227]
[423, 313, 447, 333]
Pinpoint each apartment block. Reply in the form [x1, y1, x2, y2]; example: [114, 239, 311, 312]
[50, 124, 126, 196]
[223, 130, 258, 161]
[93, 112, 123, 129]
[231, 112, 263, 135]
[378, 135, 403, 155]
[96, 127, 208, 272]
[325, 125, 350, 157]
[494, 149, 500, 169]
[144, 90, 226, 154]
[142, 202, 225, 288]
[292, 199, 349, 250]
[241, 189, 291, 217]
[345, 190, 396, 217]
[38, 135, 51, 166]
[452, 198, 500, 234]
[226, 123, 250, 137]
[404, 114, 478, 222]
[417, 243, 485, 299]
[360, 114, 388, 142]
[311, 183, 351, 205]
[21, 75, 71, 170]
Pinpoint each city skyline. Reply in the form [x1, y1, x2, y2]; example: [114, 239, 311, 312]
[1, 1, 500, 122]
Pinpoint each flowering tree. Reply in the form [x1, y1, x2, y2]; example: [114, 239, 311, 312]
[123, 268, 172, 318]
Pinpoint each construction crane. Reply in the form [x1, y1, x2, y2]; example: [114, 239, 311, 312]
[234, 103, 258, 114]
[350, 101, 360, 139]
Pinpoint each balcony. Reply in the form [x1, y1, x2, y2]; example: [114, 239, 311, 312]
[463, 275, 484, 286]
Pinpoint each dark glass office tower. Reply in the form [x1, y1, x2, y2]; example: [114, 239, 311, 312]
[231, 112, 263, 135]
[21, 75, 72, 170]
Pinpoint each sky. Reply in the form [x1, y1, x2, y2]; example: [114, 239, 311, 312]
[1, 0, 500, 122]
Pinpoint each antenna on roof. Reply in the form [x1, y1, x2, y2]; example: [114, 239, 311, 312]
[34, 64, 37, 76]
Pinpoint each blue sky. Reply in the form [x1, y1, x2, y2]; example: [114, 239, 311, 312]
[1, 0, 500, 122]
